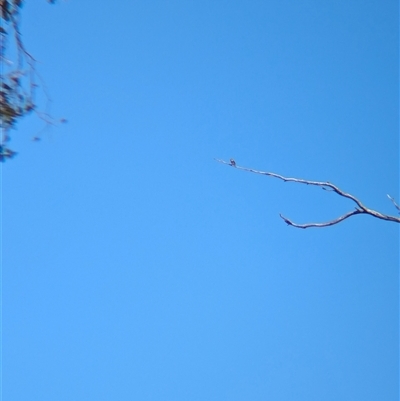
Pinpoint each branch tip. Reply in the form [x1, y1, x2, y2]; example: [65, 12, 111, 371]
[215, 158, 400, 228]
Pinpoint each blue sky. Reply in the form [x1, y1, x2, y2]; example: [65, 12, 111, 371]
[2, 1, 399, 400]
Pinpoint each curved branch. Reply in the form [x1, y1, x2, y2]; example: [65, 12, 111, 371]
[215, 158, 400, 228]
[279, 209, 363, 229]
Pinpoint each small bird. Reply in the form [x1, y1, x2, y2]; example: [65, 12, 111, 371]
[230, 158, 236, 167]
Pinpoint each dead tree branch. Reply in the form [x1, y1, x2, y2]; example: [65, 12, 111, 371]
[387, 195, 400, 214]
[215, 158, 400, 229]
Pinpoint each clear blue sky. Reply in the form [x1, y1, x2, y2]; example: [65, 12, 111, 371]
[2, 1, 398, 400]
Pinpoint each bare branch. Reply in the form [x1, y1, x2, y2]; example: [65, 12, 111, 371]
[387, 195, 400, 214]
[279, 210, 363, 229]
[215, 158, 400, 228]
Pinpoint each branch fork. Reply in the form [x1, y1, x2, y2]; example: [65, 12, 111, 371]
[215, 158, 400, 228]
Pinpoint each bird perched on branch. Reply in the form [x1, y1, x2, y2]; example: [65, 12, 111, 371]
[230, 159, 236, 167]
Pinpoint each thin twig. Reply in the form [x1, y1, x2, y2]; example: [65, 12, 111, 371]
[215, 158, 400, 228]
[387, 195, 400, 214]
[2, 6, 63, 141]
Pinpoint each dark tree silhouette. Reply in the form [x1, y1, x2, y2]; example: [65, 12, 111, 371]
[0, 0, 62, 161]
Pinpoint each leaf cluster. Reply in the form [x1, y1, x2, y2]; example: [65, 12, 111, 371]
[0, 0, 57, 162]
[0, 0, 23, 21]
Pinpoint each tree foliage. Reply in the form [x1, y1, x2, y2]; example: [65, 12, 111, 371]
[0, 0, 59, 161]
